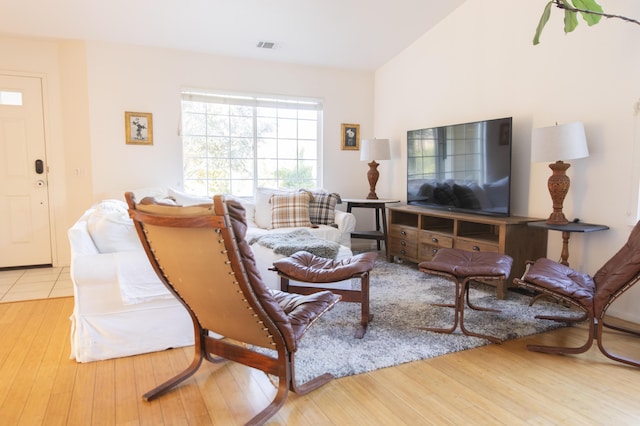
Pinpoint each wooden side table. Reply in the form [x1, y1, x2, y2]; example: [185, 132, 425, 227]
[343, 198, 400, 257]
[527, 221, 609, 266]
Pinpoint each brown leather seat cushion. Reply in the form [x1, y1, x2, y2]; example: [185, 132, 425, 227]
[272, 251, 377, 283]
[271, 289, 342, 336]
[419, 248, 513, 278]
[523, 257, 595, 312]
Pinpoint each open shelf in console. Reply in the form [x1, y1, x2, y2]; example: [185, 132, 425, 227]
[390, 210, 418, 228]
[457, 220, 499, 244]
[420, 216, 454, 234]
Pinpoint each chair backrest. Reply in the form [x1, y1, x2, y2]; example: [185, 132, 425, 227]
[126, 193, 297, 351]
[593, 221, 640, 315]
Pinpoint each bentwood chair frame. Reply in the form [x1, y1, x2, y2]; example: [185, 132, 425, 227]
[125, 193, 340, 425]
[514, 221, 640, 368]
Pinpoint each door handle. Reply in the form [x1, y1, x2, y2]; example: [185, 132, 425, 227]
[35, 159, 44, 174]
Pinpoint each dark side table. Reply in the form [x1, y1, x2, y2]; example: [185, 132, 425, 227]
[527, 221, 609, 266]
[343, 198, 400, 257]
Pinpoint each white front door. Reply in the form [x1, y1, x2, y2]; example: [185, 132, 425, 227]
[0, 74, 52, 268]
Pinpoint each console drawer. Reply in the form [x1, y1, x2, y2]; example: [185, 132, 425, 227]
[390, 237, 418, 259]
[389, 225, 418, 240]
[420, 231, 453, 249]
[455, 238, 500, 253]
[419, 243, 442, 261]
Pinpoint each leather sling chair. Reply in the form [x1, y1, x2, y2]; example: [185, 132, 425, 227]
[514, 220, 640, 368]
[125, 192, 341, 425]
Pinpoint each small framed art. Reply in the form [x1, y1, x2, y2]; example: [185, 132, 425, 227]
[341, 123, 360, 150]
[125, 111, 153, 145]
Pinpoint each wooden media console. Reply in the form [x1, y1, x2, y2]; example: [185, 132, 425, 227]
[387, 205, 548, 299]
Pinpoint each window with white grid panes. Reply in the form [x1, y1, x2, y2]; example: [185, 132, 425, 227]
[181, 91, 322, 197]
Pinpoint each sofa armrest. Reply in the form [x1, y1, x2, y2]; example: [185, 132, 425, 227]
[335, 209, 356, 234]
[68, 214, 100, 256]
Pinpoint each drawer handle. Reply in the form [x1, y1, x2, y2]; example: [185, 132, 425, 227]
[401, 230, 407, 236]
[432, 248, 438, 254]
[401, 241, 406, 246]
[431, 237, 438, 243]
[472, 245, 480, 251]
[401, 249, 406, 255]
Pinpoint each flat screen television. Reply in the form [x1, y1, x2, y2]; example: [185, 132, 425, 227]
[407, 117, 512, 217]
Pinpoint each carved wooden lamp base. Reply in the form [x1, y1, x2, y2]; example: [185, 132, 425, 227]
[546, 160, 571, 225]
[366, 161, 380, 199]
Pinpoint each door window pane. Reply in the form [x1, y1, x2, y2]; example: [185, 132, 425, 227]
[0, 91, 23, 106]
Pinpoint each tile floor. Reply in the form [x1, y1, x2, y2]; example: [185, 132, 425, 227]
[0, 266, 73, 303]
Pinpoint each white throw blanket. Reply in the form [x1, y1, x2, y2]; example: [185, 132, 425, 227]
[115, 251, 173, 304]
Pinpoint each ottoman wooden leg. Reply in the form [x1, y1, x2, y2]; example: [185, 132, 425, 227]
[355, 272, 371, 339]
[464, 279, 500, 313]
[458, 277, 503, 344]
[280, 276, 290, 292]
[419, 278, 461, 335]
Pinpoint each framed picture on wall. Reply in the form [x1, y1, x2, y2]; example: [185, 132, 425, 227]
[125, 111, 153, 145]
[341, 123, 360, 150]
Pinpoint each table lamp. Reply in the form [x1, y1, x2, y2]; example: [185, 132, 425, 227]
[531, 121, 589, 225]
[360, 138, 390, 199]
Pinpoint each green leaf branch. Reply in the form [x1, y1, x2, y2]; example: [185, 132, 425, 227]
[534, 0, 640, 45]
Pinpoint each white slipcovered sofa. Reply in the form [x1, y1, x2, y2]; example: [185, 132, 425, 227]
[168, 186, 356, 247]
[68, 187, 356, 362]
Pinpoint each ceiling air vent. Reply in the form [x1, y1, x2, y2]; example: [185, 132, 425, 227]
[256, 41, 277, 49]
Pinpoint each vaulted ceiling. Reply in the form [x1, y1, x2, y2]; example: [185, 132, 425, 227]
[0, 0, 465, 70]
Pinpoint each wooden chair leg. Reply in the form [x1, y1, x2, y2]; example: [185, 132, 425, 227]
[602, 319, 640, 337]
[289, 352, 335, 394]
[527, 313, 596, 355]
[143, 330, 206, 401]
[596, 332, 640, 367]
[596, 316, 640, 368]
[535, 312, 589, 323]
[247, 358, 290, 426]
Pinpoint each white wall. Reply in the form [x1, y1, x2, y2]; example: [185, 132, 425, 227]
[0, 36, 375, 266]
[374, 0, 640, 321]
[83, 41, 374, 201]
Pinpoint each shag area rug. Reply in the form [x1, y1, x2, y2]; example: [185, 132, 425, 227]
[286, 258, 581, 385]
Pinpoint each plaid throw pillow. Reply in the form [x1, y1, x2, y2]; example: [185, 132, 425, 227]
[308, 192, 340, 226]
[270, 192, 313, 229]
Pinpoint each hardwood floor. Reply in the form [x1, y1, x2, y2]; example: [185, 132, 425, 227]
[1, 297, 640, 425]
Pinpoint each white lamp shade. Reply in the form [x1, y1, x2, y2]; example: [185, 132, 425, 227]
[360, 138, 390, 161]
[531, 121, 589, 163]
